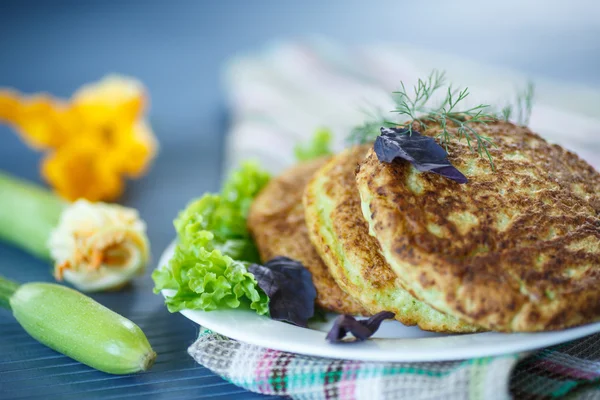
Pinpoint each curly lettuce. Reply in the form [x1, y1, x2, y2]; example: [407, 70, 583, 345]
[294, 128, 333, 161]
[152, 162, 271, 314]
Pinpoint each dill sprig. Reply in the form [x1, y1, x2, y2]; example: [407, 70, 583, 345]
[500, 81, 535, 126]
[347, 120, 392, 146]
[348, 71, 536, 171]
[390, 70, 498, 169]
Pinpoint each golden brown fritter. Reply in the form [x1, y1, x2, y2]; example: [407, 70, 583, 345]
[356, 121, 600, 332]
[248, 157, 367, 315]
[303, 145, 481, 332]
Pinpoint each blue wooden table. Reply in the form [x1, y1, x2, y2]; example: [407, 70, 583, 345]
[0, 1, 597, 399]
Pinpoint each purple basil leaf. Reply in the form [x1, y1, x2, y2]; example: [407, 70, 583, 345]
[326, 315, 372, 342]
[326, 311, 395, 343]
[430, 166, 468, 184]
[374, 127, 468, 184]
[373, 128, 411, 163]
[363, 311, 396, 332]
[248, 256, 317, 328]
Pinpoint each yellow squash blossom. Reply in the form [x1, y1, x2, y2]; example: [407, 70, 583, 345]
[0, 90, 19, 122]
[0, 76, 157, 201]
[0, 91, 73, 149]
[71, 76, 145, 129]
[48, 199, 150, 292]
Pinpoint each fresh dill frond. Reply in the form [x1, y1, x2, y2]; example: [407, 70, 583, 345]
[499, 81, 535, 126]
[347, 119, 396, 145]
[501, 104, 513, 122]
[516, 81, 535, 126]
[390, 70, 498, 169]
[348, 72, 535, 170]
[390, 70, 448, 127]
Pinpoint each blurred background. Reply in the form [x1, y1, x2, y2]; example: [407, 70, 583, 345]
[0, 1, 599, 398]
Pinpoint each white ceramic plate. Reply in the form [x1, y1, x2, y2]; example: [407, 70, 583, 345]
[159, 243, 600, 362]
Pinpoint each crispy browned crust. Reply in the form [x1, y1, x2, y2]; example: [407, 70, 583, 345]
[356, 121, 600, 332]
[303, 145, 482, 332]
[248, 157, 367, 315]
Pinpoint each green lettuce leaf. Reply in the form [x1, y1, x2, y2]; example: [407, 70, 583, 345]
[153, 162, 271, 314]
[294, 128, 333, 161]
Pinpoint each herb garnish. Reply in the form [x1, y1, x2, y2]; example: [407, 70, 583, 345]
[326, 311, 395, 343]
[500, 81, 535, 126]
[294, 128, 333, 161]
[248, 256, 317, 328]
[390, 70, 498, 169]
[349, 72, 536, 172]
[348, 120, 391, 147]
[375, 127, 468, 184]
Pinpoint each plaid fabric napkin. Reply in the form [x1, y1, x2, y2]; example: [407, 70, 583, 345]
[199, 39, 600, 399]
[188, 328, 600, 399]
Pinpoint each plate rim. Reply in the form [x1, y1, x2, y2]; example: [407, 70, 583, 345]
[158, 242, 600, 362]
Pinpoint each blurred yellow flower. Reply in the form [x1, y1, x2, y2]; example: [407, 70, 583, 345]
[0, 76, 157, 201]
[0, 90, 19, 121]
[0, 90, 73, 149]
[42, 137, 125, 202]
[71, 76, 145, 128]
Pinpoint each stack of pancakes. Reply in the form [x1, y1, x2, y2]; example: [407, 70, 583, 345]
[248, 121, 600, 332]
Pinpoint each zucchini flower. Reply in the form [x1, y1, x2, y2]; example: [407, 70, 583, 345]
[0, 171, 150, 292]
[0, 75, 157, 202]
[49, 200, 150, 292]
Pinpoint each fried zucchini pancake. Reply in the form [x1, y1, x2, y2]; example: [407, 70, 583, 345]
[356, 121, 600, 332]
[248, 157, 367, 315]
[304, 145, 481, 332]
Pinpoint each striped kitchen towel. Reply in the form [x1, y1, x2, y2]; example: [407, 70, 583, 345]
[188, 328, 600, 400]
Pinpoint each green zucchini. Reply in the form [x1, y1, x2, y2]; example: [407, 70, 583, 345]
[0, 171, 65, 259]
[0, 276, 156, 374]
